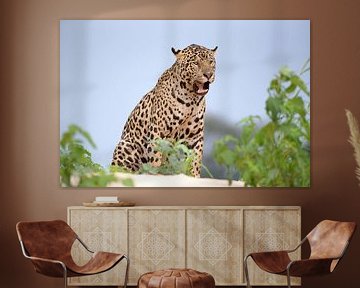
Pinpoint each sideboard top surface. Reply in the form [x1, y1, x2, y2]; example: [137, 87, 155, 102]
[68, 205, 301, 210]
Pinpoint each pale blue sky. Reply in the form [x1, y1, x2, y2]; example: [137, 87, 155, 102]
[60, 20, 310, 169]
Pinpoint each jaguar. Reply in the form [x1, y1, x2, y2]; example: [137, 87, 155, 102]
[112, 44, 217, 177]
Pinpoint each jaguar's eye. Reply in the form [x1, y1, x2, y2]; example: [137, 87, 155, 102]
[191, 62, 200, 69]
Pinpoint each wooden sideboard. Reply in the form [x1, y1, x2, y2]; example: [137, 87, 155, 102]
[67, 206, 301, 286]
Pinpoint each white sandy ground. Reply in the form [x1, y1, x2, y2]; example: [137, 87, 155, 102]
[108, 173, 245, 187]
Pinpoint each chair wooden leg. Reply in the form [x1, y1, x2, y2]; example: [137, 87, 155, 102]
[243, 255, 252, 288]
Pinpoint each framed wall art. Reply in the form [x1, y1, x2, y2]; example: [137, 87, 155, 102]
[60, 20, 310, 188]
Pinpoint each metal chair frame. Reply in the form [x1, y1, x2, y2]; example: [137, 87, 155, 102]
[18, 230, 129, 288]
[244, 236, 350, 288]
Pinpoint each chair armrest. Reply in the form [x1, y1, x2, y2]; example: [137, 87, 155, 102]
[287, 257, 336, 277]
[25, 255, 67, 277]
[76, 236, 94, 253]
[25, 255, 65, 266]
[247, 250, 290, 258]
[19, 240, 67, 277]
[245, 236, 305, 258]
[285, 237, 307, 253]
[246, 251, 292, 274]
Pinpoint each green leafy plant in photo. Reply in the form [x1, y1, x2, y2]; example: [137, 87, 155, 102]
[60, 124, 133, 187]
[213, 61, 310, 187]
[140, 138, 196, 176]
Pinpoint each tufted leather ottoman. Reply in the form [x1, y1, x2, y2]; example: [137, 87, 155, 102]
[138, 268, 215, 288]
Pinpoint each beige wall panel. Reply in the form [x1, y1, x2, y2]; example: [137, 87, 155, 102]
[244, 208, 301, 286]
[128, 209, 186, 284]
[187, 209, 243, 285]
[68, 208, 128, 286]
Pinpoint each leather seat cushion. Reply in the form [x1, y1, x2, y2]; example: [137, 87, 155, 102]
[138, 268, 215, 288]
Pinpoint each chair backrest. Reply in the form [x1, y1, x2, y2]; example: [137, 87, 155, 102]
[16, 220, 77, 261]
[306, 220, 356, 270]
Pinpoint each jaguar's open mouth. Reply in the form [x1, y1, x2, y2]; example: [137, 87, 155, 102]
[193, 81, 210, 96]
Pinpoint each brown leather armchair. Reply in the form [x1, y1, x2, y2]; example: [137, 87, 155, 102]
[244, 220, 356, 288]
[16, 220, 129, 288]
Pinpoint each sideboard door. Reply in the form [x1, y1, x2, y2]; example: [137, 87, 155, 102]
[186, 209, 243, 285]
[243, 208, 301, 286]
[128, 209, 186, 284]
[68, 208, 127, 286]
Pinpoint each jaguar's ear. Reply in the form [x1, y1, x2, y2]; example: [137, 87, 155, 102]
[171, 47, 184, 60]
[211, 46, 218, 53]
[171, 47, 180, 55]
